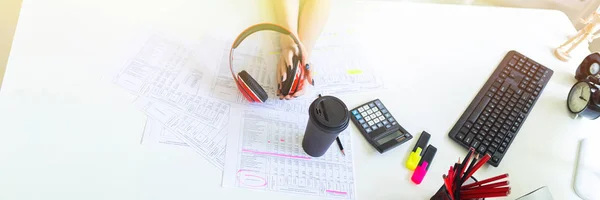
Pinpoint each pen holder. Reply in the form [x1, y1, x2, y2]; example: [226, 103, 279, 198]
[430, 177, 484, 200]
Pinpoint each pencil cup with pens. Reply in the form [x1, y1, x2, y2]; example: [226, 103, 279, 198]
[431, 148, 510, 200]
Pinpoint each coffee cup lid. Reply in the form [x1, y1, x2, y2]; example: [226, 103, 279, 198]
[310, 96, 349, 130]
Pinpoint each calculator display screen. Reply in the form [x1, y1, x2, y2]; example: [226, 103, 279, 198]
[376, 131, 404, 145]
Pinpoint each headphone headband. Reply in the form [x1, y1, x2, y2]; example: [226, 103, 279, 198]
[229, 23, 304, 79]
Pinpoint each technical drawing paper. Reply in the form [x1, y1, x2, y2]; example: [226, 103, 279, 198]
[222, 109, 355, 199]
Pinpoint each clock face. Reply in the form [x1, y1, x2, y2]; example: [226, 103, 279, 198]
[590, 62, 600, 75]
[568, 82, 592, 113]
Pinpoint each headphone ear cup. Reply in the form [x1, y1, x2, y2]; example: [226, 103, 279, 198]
[238, 70, 268, 103]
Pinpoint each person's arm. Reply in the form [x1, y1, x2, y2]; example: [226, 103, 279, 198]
[273, 0, 300, 35]
[297, 0, 332, 61]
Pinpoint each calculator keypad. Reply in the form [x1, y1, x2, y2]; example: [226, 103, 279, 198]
[351, 100, 397, 136]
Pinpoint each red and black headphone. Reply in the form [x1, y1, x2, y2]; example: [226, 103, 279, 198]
[229, 23, 307, 103]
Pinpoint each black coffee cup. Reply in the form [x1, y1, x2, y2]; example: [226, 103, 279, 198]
[302, 96, 350, 157]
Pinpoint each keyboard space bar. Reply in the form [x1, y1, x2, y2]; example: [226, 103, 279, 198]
[468, 96, 491, 122]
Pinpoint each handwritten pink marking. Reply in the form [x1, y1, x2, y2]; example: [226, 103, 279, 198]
[280, 139, 285, 142]
[326, 190, 348, 195]
[236, 169, 268, 187]
[268, 140, 271, 143]
[242, 149, 311, 160]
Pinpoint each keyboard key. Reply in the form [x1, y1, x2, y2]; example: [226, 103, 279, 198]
[358, 107, 364, 112]
[352, 110, 358, 115]
[491, 142, 499, 149]
[365, 116, 371, 121]
[371, 107, 379, 112]
[374, 118, 380, 123]
[368, 121, 374, 126]
[464, 134, 475, 144]
[382, 120, 388, 125]
[464, 121, 473, 129]
[460, 127, 470, 134]
[482, 140, 490, 146]
[471, 140, 481, 148]
[456, 133, 465, 140]
[366, 128, 372, 133]
[501, 142, 508, 147]
[369, 103, 375, 107]
[476, 134, 484, 141]
[477, 146, 487, 154]
[389, 117, 395, 122]
[376, 111, 382, 116]
[362, 105, 370, 110]
[362, 123, 369, 128]
[377, 123, 383, 128]
[371, 125, 378, 130]
[355, 115, 362, 120]
[494, 137, 502, 144]
[492, 156, 500, 163]
[378, 116, 385, 121]
[485, 136, 493, 142]
[381, 109, 388, 114]
[499, 146, 506, 153]
[367, 110, 373, 115]
[358, 119, 365, 124]
[384, 113, 391, 118]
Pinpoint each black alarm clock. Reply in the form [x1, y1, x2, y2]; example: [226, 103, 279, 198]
[575, 52, 600, 81]
[567, 81, 600, 119]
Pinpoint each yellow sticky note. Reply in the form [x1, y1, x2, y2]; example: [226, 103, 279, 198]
[347, 69, 362, 75]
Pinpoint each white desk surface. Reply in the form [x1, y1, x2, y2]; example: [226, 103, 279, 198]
[0, 0, 597, 199]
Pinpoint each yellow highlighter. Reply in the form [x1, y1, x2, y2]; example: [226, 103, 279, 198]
[406, 131, 431, 171]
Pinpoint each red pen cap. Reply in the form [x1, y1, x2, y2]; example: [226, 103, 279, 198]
[411, 145, 437, 184]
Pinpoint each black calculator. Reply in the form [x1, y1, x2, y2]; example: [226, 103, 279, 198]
[350, 99, 413, 153]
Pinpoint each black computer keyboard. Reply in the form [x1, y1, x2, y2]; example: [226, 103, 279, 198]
[448, 50, 553, 167]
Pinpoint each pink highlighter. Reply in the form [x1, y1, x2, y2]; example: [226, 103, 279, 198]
[411, 145, 437, 184]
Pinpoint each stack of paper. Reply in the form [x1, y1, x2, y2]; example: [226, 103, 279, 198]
[113, 32, 382, 199]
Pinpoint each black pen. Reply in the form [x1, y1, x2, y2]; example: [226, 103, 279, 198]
[336, 137, 345, 156]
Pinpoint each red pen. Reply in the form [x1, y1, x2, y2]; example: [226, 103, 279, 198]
[462, 173, 509, 189]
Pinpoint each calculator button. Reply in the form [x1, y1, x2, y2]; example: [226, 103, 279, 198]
[392, 121, 397, 125]
[385, 124, 392, 128]
[384, 113, 391, 118]
[370, 114, 376, 119]
[355, 114, 362, 120]
[362, 123, 369, 128]
[365, 116, 371, 121]
[358, 108, 364, 112]
[371, 125, 378, 130]
[369, 103, 375, 107]
[368, 121, 374, 126]
[377, 123, 383, 128]
[352, 110, 358, 115]
[378, 116, 385, 121]
[358, 119, 365, 124]
[375, 112, 382, 116]
[382, 109, 388, 114]
[371, 107, 379, 112]
[374, 119, 380, 123]
[367, 110, 373, 115]
[366, 128, 372, 133]
[362, 105, 370, 110]
[389, 117, 395, 122]
[361, 112, 368, 117]
[382, 120, 388, 125]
